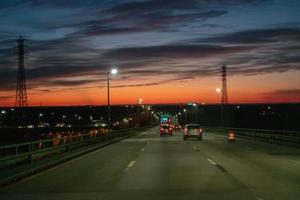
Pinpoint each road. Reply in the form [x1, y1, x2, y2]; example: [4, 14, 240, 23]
[1, 126, 300, 200]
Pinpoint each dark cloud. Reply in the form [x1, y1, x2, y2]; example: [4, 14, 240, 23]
[112, 76, 194, 88]
[202, 28, 300, 44]
[228, 65, 300, 76]
[105, 44, 250, 60]
[46, 79, 101, 87]
[104, 0, 198, 14]
[105, 0, 264, 15]
[265, 89, 300, 96]
[0, 63, 105, 91]
[74, 10, 227, 37]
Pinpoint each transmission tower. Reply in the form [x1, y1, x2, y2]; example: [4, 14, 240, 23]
[15, 36, 28, 107]
[221, 64, 228, 104]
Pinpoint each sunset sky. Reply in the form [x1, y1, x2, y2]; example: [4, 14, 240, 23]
[0, 0, 300, 106]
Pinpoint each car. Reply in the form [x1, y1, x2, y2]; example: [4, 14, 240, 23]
[160, 124, 173, 136]
[183, 124, 203, 140]
[172, 124, 181, 130]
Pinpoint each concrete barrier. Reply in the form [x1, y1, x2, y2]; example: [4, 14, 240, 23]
[0, 126, 147, 169]
[203, 126, 300, 147]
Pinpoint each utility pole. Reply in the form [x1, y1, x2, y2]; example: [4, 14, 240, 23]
[222, 64, 228, 105]
[221, 64, 228, 127]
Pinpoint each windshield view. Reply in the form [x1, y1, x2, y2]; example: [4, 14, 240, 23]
[0, 1, 300, 200]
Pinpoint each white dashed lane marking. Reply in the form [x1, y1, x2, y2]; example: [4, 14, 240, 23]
[207, 158, 217, 165]
[123, 160, 136, 173]
[127, 161, 135, 168]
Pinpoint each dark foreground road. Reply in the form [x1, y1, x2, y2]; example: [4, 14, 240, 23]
[1, 126, 300, 200]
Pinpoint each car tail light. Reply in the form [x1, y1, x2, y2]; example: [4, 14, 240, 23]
[184, 128, 188, 135]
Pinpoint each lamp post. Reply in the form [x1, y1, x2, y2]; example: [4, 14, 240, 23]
[137, 98, 143, 114]
[192, 103, 198, 124]
[38, 113, 43, 124]
[183, 109, 187, 125]
[0, 110, 6, 126]
[107, 68, 118, 133]
[216, 88, 223, 127]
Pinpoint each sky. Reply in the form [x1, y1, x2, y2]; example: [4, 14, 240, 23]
[0, 0, 300, 106]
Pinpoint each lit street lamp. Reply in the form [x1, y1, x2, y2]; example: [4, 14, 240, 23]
[216, 88, 223, 127]
[137, 98, 143, 113]
[192, 103, 198, 124]
[107, 68, 118, 133]
[183, 109, 187, 125]
[0, 110, 6, 126]
[39, 113, 43, 123]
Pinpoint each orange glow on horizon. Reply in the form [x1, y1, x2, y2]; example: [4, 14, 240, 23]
[1, 71, 300, 107]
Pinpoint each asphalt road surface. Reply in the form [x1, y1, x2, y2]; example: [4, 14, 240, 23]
[1, 126, 300, 200]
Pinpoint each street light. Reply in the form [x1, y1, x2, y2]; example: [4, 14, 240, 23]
[216, 87, 223, 127]
[107, 68, 118, 133]
[183, 109, 187, 125]
[39, 113, 43, 123]
[0, 110, 6, 127]
[192, 103, 198, 124]
[137, 98, 143, 113]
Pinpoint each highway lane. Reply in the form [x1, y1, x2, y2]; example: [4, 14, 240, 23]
[1, 126, 299, 200]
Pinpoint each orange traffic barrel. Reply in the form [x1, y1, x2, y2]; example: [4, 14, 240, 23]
[228, 130, 235, 141]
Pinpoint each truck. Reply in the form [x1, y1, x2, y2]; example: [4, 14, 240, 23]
[160, 113, 172, 125]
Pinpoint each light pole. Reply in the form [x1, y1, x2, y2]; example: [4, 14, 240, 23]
[216, 88, 223, 127]
[38, 113, 43, 124]
[0, 110, 6, 126]
[183, 109, 187, 125]
[192, 103, 198, 124]
[107, 68, 118, 133]
[137, 98, 143, 113]
[178, 112, 181, 125]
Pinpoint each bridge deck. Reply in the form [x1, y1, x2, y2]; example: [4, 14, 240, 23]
[1, 126, 299, 200]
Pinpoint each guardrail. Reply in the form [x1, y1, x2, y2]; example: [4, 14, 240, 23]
[0, 127, 143, 169]
[203, 126, 300, 146]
